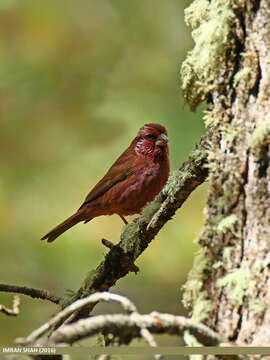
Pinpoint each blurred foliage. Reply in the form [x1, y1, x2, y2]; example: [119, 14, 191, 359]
[0, 0, 206, 348]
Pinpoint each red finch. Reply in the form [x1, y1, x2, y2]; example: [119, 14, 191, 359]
[41, 123, 169, 243]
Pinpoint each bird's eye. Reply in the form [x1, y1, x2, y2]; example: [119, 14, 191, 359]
[146, 134, 157, 140]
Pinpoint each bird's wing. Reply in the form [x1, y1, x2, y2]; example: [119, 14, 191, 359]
[78, 149, 135, 210]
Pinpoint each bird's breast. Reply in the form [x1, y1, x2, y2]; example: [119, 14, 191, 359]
[113, 161, 169, 215]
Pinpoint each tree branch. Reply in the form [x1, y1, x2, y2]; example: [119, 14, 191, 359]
[0, 295, 20, 316]
[0, 284, 60, 304]
[49, 312, 221, 346]
[17, 292, 222, 348]
[21, 292, 138, 344]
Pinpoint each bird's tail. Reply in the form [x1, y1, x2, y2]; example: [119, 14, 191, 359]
[41, 211, 87, 243]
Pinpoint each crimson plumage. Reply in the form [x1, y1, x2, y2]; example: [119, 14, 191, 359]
[41, 123, 169, 243]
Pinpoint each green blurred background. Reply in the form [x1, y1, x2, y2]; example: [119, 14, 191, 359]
[0, 0, 207, 351]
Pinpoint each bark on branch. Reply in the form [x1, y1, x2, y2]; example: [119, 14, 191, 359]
[0, 283, 60, 304]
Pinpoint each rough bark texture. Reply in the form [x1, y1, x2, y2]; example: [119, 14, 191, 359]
[181, 0, 270, 352]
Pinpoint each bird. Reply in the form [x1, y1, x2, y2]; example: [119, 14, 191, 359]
[41, 123, 169, 243]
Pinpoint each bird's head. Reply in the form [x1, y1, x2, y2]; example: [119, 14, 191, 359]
[134, 123, 169, 160]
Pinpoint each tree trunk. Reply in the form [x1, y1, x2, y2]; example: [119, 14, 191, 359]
[181, 0, 270, 351]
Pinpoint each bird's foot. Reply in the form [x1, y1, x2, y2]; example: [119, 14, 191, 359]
[130, 263, 139, 274]
[119, 215, 128, 225]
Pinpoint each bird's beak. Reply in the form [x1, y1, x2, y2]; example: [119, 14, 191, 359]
[156, 133, 168, 147]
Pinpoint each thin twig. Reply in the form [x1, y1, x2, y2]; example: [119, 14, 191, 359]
[0, 295, 20, 316]
[0, 284, 60, 304]
[20, 292, 138, 343]
[140, 327, 163, 360]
